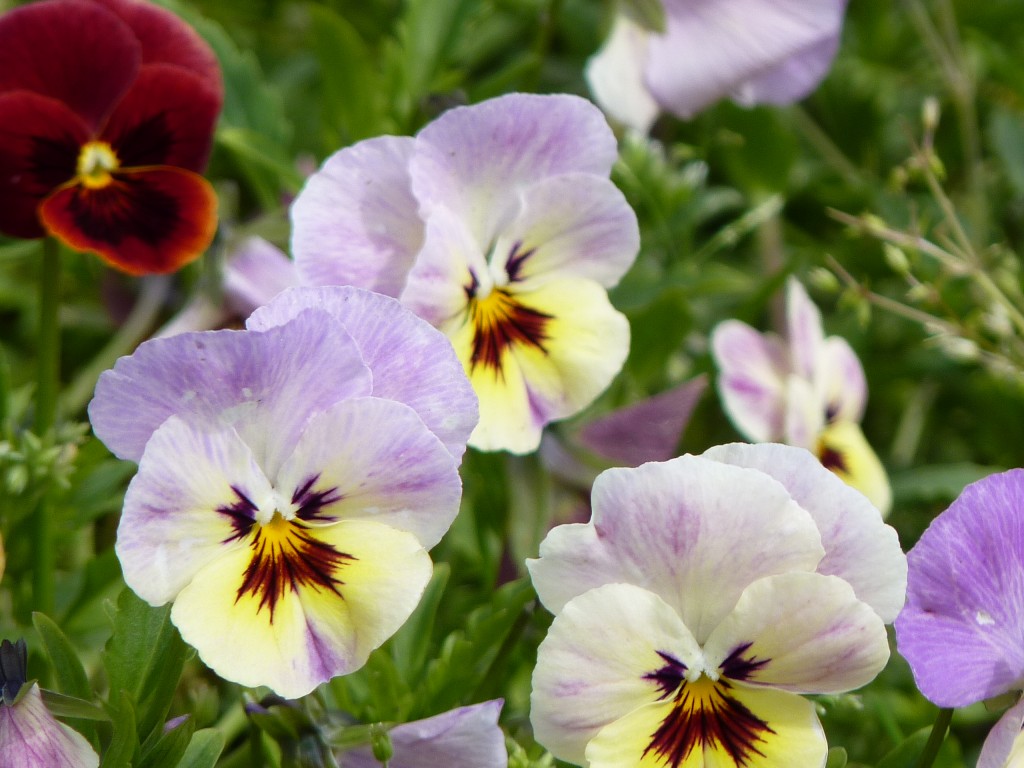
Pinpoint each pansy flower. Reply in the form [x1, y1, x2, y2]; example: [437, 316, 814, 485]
[528, 446, 905, 767]
[586, 0, 848, 132]
[291, 93, 640, 454]
[895, 469, 1024, 768]
[0, 0, 222, 274]
[89, 286, 477, 697]
[711, 277, 892, 515]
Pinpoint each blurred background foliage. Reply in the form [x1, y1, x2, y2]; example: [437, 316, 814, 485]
[2, 0, 1024, 765]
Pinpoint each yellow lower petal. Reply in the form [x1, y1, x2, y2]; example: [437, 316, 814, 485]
[816, 420, 892, 517]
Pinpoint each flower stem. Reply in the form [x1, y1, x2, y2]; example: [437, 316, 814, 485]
[915, 707, 953, 768]
[33, 236, 61, 615]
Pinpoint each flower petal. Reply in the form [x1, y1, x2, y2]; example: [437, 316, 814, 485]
[785, 278, 825, 382]
[816, 420, 892, 517]
[703, 572, 889, 694]
[0, 0, 140, 130]
[732, 33, 842, 107]
[531, 583, 703, 766]
[171, 519, 432, 699]
[342, 701, 507, 768]
[117, 415, 274, 605]
[527, 455, 825, 641]
[90, 309, 372, 469]
[710, 320, 788, 442]
[895, 469, 1024, 707]
[820, 336, 867, 423]
[585, 13, 660, 133]
[291, 136, 423, 296]
[410, 93, 619, 246]
[783, 374, 825, 450]
[274, 397, 462, 548]
[702, 442, 906, 622]
[0, 684, 99, 768]
[39, 166, 217, 275]
[223, 236, 298, 317]
[248, 286, 478, 461]
[978, 697, 1024, 768]
[0, 92, 86, 238]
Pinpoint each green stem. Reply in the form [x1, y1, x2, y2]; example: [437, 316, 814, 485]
[915, 708, 953, 768]
[33, 236, 61, 615]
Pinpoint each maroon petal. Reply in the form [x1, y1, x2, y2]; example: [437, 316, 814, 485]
[39, 167, 218, 275]
[102, 64, 221, 172]
[91, 0, 223, 100]
[0, 91, 88, 239]
[0, 0, 140, 131]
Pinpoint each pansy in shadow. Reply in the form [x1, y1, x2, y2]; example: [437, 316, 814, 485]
[0, 0, 222, 274]
[290, 93, 639, 454]
[89, 286, 477, 697]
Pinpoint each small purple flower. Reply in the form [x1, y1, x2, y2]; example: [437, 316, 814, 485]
[587, 0, 849, 131]
[89, 286, 477, 698]
[895, 469, 1024, 767]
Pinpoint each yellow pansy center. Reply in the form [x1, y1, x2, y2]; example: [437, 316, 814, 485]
[76, 141, 120, 189]
[467, 287, 551, 376]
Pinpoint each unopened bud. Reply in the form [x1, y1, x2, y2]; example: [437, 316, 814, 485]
[808, 267, 840, 294]
[370, 723, 393, 765]
[883, 244, 910, 275]
[922, 97, 941, 134]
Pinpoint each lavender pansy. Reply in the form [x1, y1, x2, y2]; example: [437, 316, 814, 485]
[89, 287, 476, 698]
[712, 277, 892, 515]
[896, 469, 1024, 767]
[587, 0, 848, 131]
[291, 93, 640, 454]
[528, 451, 900, 767]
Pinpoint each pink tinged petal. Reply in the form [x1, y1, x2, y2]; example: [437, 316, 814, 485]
[291, 136, 423, 296]
[702, 442, 907, 623]
[785, 278, 825, 382]
[89, 309, 372, 473]
[645, 0, 846, 118]
[117, 416, 275, 605]
[895, 470, 1024, 707]
[0, 684, 98, 768]
[493, 173, 640, 289]
[171, 519, 432, 699]
[410, 93, 619, 246]
[732, 32, 842, 107]
[248, 286, 478, 461]
[530, 583, 704, 766]
[820, 337, 867, 423]
[222, 236, 299, 317]
[576, 376, 708, 466]
[527, 455, 825, 642]
[585, 13, 660, 133]
[703, 572, 889, 695]
[274, 397, 462, 549]
[978, 697, 1024, 768]
[710, 320, 788, 442]
[342, 701, 507, 768]
[783, 374, 825, 450]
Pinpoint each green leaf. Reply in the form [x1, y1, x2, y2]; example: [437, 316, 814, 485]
[825, 746, 848, 768]
[176, 729, 226, 768]
[138, 716, 195, 768]
[891, 463, 1003, 504]
[389, 563, 450, 684]
[40, 690, 109, 721]
[398, 0, 476, 104]
[988, 108, 1024, 198]
[100, 691, 138, 768]
[33, 612, 91, 700]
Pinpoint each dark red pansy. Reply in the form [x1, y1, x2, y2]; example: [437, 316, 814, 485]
[0, 0, 222, 275]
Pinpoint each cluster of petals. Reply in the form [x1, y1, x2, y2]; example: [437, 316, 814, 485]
[290, 92, 640, 454]
[528, 443, 906, 767]
[895, 469, 1024, 768]
[88, 286, 478, 698]
[712, 277, 892, 515]
[586, 0, 849, 131]
[0, 0, 222, 274]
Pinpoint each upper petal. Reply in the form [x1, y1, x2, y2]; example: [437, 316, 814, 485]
[785, 278, 826, 382]
[0, 0, 140, 130]
[710, 320, 788, 443]
[527, 455, 825, 642]
[585, 13, 660, 133]
[732, 31, 842, 107]
[820, 336, 867, 423]
[0, 684, 99, 768]
[291, 136, 423, 296]
[222, 236, 299, 317]
[702, 442, 906, 622]
[248, 286, 478, 461]
[895, 469, 1024, 707]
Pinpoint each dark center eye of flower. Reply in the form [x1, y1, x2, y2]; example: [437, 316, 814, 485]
[76, 141, 120, 189]
[817, 441, 848, 474]
[467, 289, 551, 377]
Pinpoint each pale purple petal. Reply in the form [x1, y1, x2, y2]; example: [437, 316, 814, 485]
[732, 32, 842, 107]
[0, 685, 98, 768]
[343, 701, 506, 768]
[410, 93, 619, 246]
[527, 455, 824, 643]
[785, 278, 825, 382]
[820, 336, 867, 423]
[223, 236, 299, 317]
[89, 309, 372, 475]
[645, 0, 846, 118]
[247, 286, 477, 460]
[978, 697, 1024, 768]
[783, 374, 825, 450]
[585, 13, 660, 133]
[703, 442, 907, 623]
[711, 320, 788, 442]
[895, 469, 1024, 707]
[291, 136, 422, 297]
[575, 376, 707, 466]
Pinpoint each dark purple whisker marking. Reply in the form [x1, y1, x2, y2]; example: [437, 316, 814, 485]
[291, 474, 343, 521]
[217, 485, 258, 543]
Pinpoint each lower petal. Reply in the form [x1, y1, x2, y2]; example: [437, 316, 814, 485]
[39, 166, 217, 275]
[816, 420, 892, 517]
[171, 519, 431, 698]
[0, 684, 99, 768]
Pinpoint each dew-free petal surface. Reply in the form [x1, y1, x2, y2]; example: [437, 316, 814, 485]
[585, 13, 660, 133]
[0, 684, 98, 768]
[711, 320, 788, 443]
[977, 697, 1024, 768]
